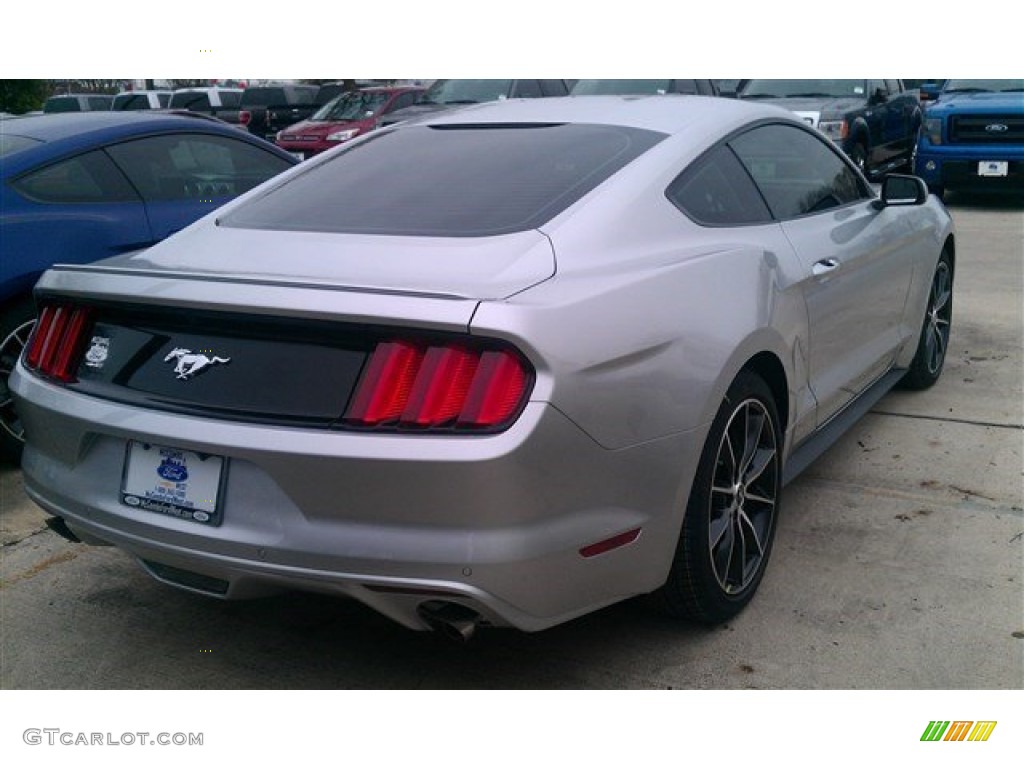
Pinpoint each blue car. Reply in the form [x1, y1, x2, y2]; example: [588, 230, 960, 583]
[1, 111, 298, 459]
[914, 78, 1024, 199]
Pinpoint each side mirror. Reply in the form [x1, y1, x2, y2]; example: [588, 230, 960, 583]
[868, 87, 888, 105]
[872, 174, 928, 209]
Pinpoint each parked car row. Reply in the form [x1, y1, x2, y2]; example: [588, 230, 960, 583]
[275, 80, 721, 156]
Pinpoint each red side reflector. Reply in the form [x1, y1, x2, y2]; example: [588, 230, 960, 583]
[579, 528, 642, 558]
[239, 110, 252, 125]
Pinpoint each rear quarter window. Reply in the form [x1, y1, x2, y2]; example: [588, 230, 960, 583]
[667, 145, 772, 226]
[12, 150, 139, 203]
[220, 123, 665, 237]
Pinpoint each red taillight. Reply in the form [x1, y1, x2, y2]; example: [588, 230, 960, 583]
[345, 340, 531, 431]
[239, 110, 251, 125]
[344, 341, 424, 425]
[24, 304, 95, 383]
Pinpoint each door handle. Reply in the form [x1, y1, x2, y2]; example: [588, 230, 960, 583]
[812, 258, 840, 276]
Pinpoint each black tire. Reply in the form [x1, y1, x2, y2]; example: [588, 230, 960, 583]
[899, 248, 953, 390]
[655, 370, 782, 624]
[0, 298, 36, 463]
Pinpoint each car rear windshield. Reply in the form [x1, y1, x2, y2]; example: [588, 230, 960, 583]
[220, 122, 665, 237]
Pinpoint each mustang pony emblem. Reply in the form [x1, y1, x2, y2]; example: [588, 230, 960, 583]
[163, 348, 231, 380]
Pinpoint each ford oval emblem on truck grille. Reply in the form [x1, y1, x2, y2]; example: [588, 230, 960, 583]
[985, 123, 1009, 132]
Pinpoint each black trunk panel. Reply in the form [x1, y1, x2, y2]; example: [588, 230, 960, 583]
[71, 306, 373, 427]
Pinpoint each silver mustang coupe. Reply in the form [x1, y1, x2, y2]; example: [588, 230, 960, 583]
[11, 96, 955, 639]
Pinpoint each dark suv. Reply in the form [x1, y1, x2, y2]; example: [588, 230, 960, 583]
[378, 79, 571, 127]
[239, 84, 321, 141]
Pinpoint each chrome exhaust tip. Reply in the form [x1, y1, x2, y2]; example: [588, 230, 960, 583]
[417, 601, 481, 643]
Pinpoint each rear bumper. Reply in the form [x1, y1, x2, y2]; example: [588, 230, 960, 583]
[13, 364, 699, 631]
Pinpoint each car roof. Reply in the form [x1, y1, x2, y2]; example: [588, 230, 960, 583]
[1, 110, 240, 142]
[0, 111, 296, 176]
[411, 94, 794, 136]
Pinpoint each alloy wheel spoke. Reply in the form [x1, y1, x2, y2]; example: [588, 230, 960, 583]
[737, 508, 765, 559]
[713, 519, 736, 586]
[743, 446, 776, 486]
[721, 430, 739, 484]
[730, 517, 748, 589]
[738, 405, 766, 479]
[928, 324, 947, 370]
[709, 511, 731, 550]
[744, 491, 776, 507]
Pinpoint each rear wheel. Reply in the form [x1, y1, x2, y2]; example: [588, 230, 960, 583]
[899, 249, 953, 390]
[0, 298, 36, 462]
[656, 371, 781, 623]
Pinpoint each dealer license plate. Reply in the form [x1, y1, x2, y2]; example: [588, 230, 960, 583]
[978, 161, 1008, 177]
[121, 442, 226, 525]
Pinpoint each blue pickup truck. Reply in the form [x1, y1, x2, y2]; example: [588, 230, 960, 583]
[913, 79, 1024, 199]
[739, 79, 922, 178]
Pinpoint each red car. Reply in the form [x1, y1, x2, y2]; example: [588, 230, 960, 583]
[275, 86, 424, 159]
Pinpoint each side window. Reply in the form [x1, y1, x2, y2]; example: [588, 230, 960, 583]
[666, 145, 772, 226]
[12, 150, 139, 204]
[729, 124, 870, 220]
[512, 80, 543, 98]
[867, 79, 888, 100]
[672, 80, 698, 95]
[158, 93, 170, 107]
[106, 134, 293, 201]
[221, 91, 241, 108]
[88, 97, 110, 110]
